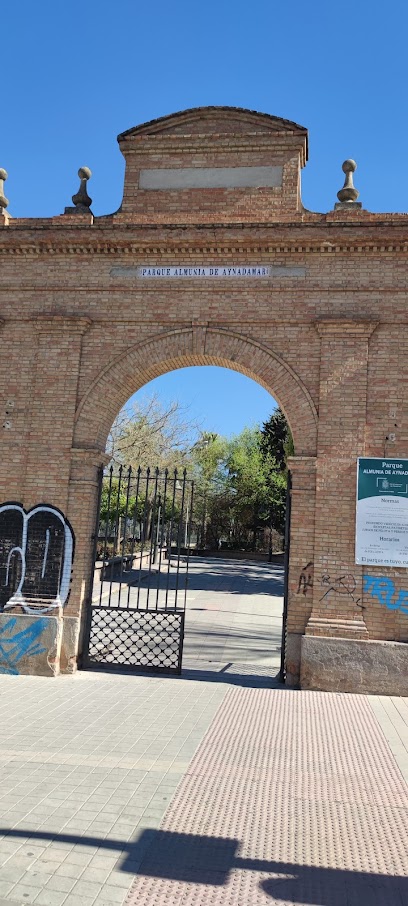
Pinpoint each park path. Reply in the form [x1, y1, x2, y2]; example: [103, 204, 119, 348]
[0, 556, 407, 906]
[182, 555, 284, 682]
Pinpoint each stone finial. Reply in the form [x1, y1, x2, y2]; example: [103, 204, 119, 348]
[71, 166, 92, 211]
[337, 159, 359, 204]
[0, 169, 9, 213]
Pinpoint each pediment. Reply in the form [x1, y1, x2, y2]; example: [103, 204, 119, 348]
[118, 106, 307, 143]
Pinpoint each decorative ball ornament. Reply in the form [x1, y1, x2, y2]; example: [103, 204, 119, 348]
[337, 159, 359, 204]
[0, 168, 9, 213]
[72, 167, 92, 210]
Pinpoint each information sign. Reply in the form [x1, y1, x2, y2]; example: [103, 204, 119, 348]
[356, 457, 408, 567]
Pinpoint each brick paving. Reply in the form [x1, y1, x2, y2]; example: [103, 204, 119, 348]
[0, 556, 407, 905]
[126, 688, 408, 906]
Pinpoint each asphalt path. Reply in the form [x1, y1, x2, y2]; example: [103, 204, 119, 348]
[93, 555, 285, 684]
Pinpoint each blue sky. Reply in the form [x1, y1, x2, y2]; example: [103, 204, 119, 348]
[134, 368, 275, 438]
[3, 0, 407, 437]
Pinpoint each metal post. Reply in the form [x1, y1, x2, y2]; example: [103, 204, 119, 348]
[153, 494, 161, 566]
[268, 507, 273, 563]
[278, 472, 292, 683]
[184, 501, 189, 549]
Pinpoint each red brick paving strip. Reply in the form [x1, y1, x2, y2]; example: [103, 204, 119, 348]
[125, 689, 408, 905]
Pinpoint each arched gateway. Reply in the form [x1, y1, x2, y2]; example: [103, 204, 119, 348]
[0, 106, 407, 693]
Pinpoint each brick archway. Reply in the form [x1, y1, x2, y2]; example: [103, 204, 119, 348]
[1, 104, 407, 692]
[74, 327, 318, 456]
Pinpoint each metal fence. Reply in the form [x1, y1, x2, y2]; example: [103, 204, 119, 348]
[83, 467, 194, 674]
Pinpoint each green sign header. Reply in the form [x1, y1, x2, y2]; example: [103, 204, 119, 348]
[357, 458, 408, 502]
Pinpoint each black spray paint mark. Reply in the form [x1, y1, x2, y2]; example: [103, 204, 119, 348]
[297, 561, 313, 596]
[319, 572, 360, 605]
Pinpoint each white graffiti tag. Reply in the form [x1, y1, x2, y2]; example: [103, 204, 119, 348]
[0, 504, 74, 614]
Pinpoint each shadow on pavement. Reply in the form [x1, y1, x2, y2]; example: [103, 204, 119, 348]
[103, 557, 285, 597]
[0, 828, 405, 905]
[86, 661, 284, 688]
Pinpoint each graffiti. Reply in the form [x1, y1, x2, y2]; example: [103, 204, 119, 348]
[0, 504, 74, 614]
[0, 616, 48, 674]
[363, 575, 408, 614]
[297, 561, 314, 596]
[319, 572, 361, 605]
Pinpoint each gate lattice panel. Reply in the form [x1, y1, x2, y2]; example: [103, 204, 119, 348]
[83, 466, 194, 674]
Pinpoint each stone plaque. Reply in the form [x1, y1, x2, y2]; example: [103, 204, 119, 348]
[110, 265, 306, 279]
[139, 166, 283, 190]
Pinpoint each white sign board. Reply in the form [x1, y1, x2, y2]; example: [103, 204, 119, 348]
[109, 265, 306, 280]
[138, 266, 270, 278]
[356, 457, 408, 567]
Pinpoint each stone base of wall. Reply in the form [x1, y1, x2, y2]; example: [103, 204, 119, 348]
[0, 613, 63, 676]
[301, 635, 408, 695]
[285, 632, 302, 687]
[60, 616, 80, 674]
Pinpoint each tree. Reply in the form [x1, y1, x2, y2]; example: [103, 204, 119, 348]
[260, 407, 294, 470]
[103, 399, 293, 555]
[259, 407, 293, 542]
[226, 426, 286, 546]
[107, 394, 200, 471]
[189, 432, 230, 547]
[188, 425, 289, 550]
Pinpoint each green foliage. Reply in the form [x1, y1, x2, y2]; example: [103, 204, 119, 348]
[190, 418, 291, 548]
[260, 407, 294, 469]
[99, 477, 144, 524]
[226, 426, 286, 541]
[102, 400, 293, 553]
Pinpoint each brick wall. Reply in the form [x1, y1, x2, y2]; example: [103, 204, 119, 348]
[0, 106, 407, 688]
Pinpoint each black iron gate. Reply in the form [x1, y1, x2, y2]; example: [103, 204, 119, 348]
[83, 467, 194, 674]
[279, 471, 292, 682]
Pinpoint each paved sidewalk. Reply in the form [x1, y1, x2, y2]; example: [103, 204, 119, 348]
[0, 556, 407, 905]
[0, 672, 226, 906]
[126, 688, 408, 906]
[0, 556, 282, 906]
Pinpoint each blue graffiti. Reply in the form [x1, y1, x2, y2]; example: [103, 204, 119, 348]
[0, 617, 48, 674]
[363, 575, 408, 614]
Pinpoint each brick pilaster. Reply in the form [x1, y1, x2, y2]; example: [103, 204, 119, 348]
[306, 319, 378, 639]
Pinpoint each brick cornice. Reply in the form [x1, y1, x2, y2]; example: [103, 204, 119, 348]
[1, 241, 407, 257]
[1, 219, 408, 257]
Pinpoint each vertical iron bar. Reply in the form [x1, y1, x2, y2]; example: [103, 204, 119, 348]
[117, 467, 132, 607]
[126, 466, 142, 608]
[108, 465, 123, 607]
[155, 470, 169, 611]
[176, 612, 185, 675]
[164, 470, 178, 609]
[183, 480, 194, 612]
[268, 507, 273, 563]
[174, 469, 187, 610]
[136, 469, 151, 610]
[279, 471, 292, 683]
[146, 468, 159, 609]
[99, 465, 113, 605]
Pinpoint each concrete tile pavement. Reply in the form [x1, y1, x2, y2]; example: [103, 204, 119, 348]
[0, 672, 226, 905]
[369, 695, 408, 784]
[0, 556, 282, 905]
[0, 556, 407, 905]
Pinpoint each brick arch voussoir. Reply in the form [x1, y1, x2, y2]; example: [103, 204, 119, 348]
[74, 327, 317, 455]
